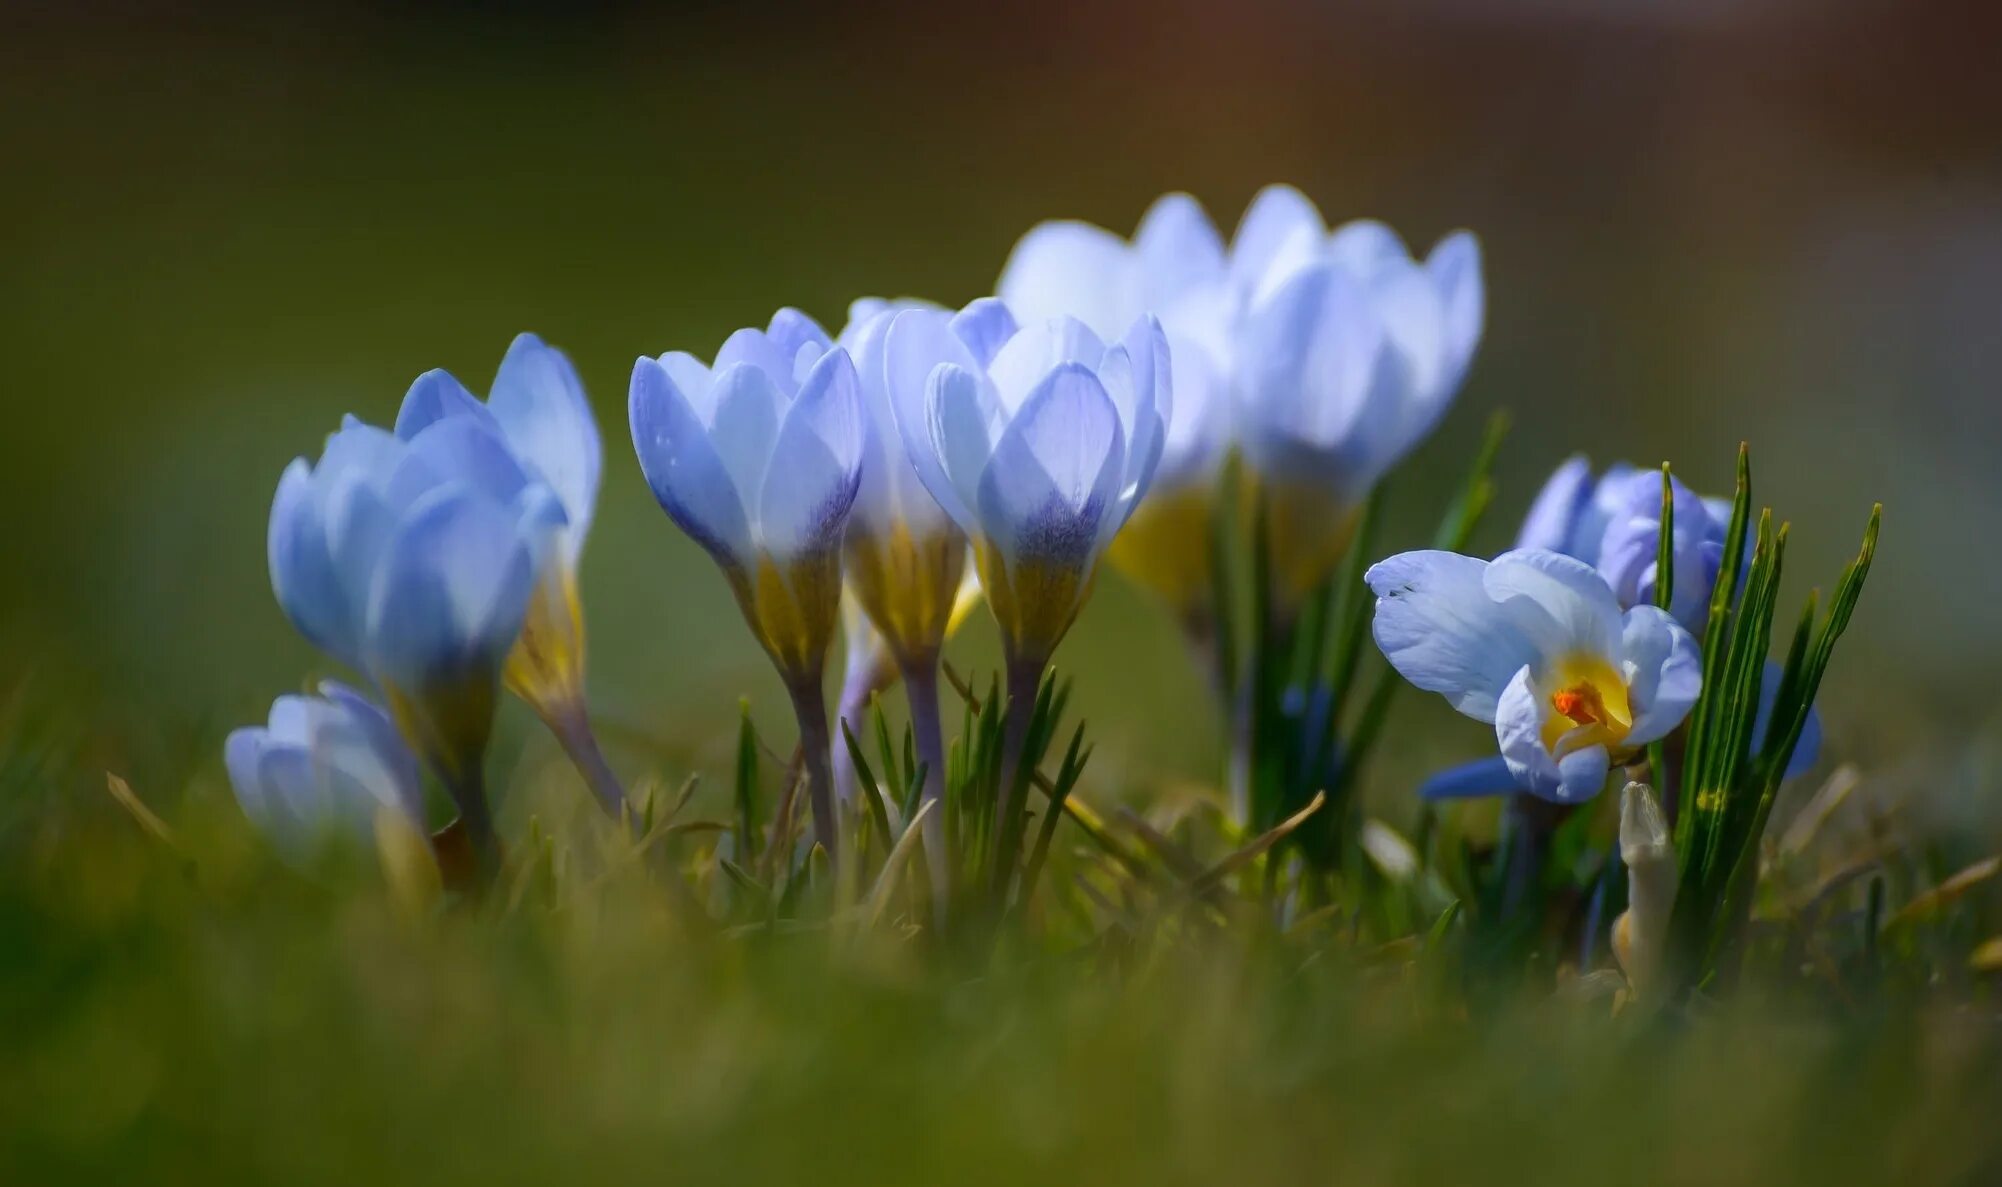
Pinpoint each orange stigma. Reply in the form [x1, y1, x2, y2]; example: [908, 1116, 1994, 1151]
[1552, 684, 1606, 727]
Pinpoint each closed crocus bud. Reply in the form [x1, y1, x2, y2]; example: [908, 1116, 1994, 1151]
[837, 298, 969, 670]
[886, 302, 1170, 675]
[1612, 780, 1678, 1002]
[224, 681, 427, 864]
[1235, 191, 1482, 619]
[629, 310, 865, 856]
[1367, 549, 1700, 804]
[998, 193, 1235, 620]
[267, 395, 565, 859]
[628, 311, 865, 688]
[389, 337, 628, 820]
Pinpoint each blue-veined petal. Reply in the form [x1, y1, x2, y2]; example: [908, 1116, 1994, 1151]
[1516, 456, 1595, 555]
[948, 298, 1019, 368]
[268, 458, 363, 667]
[629, 357, 753, 566]
[363, 485, 540, 689]
[394, 368, 497, 440]
[887, 309, 990, 527]
[973, 363, 1124, 573]
[986, 316, 1108, 412]
[706, 362, 787, 510]
[1619, 604, 1702, 744]
[488, 332, 601, 565]
[925, 363, 997, 532]
[1483, 549, 1625, 663]
[1366, 550, 1540, 720]
[757, 348, 863, 560]
[1417, 755, 1521, 801]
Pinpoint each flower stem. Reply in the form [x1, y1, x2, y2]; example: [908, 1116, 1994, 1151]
[787, 675, 840, 863]
[993, 649, 1048, 885]
[901, 653, 951, 916]
[544, 701, 630, 822]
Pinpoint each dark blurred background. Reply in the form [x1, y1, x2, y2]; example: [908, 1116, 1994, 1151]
[4, 0, 1999, 815]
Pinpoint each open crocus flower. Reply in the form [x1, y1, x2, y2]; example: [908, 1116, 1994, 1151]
[267, 397, 565, 861]
[1367, 549, 1701, 804]
[388, 335, 628, 820]
[997, 193, 1234, 622]
[629, 311, 865, 856]
[226, 681, 427, 864]
[1417, 457, 1821, 802]
[1235, 189, 1483, 619]
[887, 301, 1169, 677]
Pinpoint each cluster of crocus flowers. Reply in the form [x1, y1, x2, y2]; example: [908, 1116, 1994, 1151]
[629, 312, 866, 857]
[242, 335, 617, 875]
[999, 185, 1485, 638]
[1366, 548, 1702, 803]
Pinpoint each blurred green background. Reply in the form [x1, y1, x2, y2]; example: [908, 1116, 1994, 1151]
[4, 0, 1999, 821]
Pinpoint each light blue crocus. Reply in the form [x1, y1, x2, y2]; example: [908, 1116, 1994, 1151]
[225, 681, 426, 862]
[628, 310, 865, 856]
[1368, 549, 1702, 804]
[390, 335, 629, 820]
[267, 387, 564, 860]
[1417, 457, 1822, 801]
[886, 300, 1169, 677]
[886, 299, 1170, 829]
[1235, 187, 1483, 618]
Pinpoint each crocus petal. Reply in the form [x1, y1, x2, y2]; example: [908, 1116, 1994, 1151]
[712, 327, 804, 399]
[949, 298, 1020, 369]
[364, 486, 540, 689]
[986, 316, 1108, 413]
[1417, 755, 1522, 801]
[1366, 551, 1539, 721]
[317, 680, 426, 825]
[1619, 605, 1702, 745]
[1133, 192, 1227, 304]
[488, 333, 601, 564]
[394, 369, 496, 441]
[996, 220, 1138, 341]
[628, 357, 753, 566]
[925, 363, 997, 532]
[887, 309, 990, 526]
[1425, 231, 1484, 386]
[1325, 219, 1411, 278]
[1753, 659, 1824, 780]
[706, 362, 787, 510]
[1230, 183, 1325, 296]
[1496, 666, 1609, 803]
[973, 363, 1124, 573]
[1515, 456, 1595, 555]
[268, 459, 361, 667]
[766, 307, 834, 384]
[1237, 262, 1387, 455]
[757, 349, 864, 560]
[400, 415, 536, 509]
[1483, 549, 1625, 663]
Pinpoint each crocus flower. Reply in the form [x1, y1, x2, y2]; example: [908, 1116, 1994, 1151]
[886, 301, 1169, 679]
[629, 311, 865, 856]
[838, 298, 971, 671]
[886, 299, 1169, 834]
[267, 394, 565, 860]
[388, 335, 628, 819]
[993, 193, 1234, 624]
[1416, 457, 1822, 802]
[1367, 549, 1701, 804]
[225, 681, 427, 863]
[1235, 189, 1483, 619]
